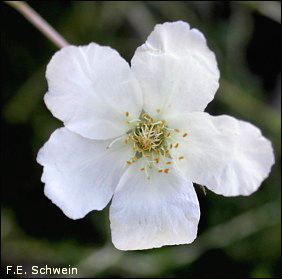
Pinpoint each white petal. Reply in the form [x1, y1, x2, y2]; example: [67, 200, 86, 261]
[37, 128, 133, 219]
[45, 43, 143, 140]
[166, 112, 275, 197]
[110, 159, 200, 250]
[131, 21, 219, 118]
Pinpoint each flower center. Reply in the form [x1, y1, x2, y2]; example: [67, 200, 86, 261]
[122, 110, 187, 179]
[131, 113, 167, 154]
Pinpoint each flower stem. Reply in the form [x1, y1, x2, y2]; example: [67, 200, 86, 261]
[5, 1, 69, 49]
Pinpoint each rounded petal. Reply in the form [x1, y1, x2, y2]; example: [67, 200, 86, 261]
[166, 112, 275, 197]
[37, 128, 133, 219]
[45, 43, 143, 140]
[110, 159, 200, 250]
[131, 21, 219, 118]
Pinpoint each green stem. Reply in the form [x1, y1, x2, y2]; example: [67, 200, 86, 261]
[5, 1, 69, 48]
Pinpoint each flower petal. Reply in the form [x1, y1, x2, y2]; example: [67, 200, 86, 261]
[166, 112, 275, 196]
[110, 159, 200, 250]
[45, 43, 143, 140]
[37, 128, 133, 219]
[131, 21, 219, 118]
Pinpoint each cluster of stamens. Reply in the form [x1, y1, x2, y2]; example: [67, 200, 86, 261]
[123, 110, 187, 179]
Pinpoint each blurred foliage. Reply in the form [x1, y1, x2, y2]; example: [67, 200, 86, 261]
[1, 1, 281, 278]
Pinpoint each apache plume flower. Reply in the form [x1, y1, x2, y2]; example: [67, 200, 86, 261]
[37, 21, 274, 250]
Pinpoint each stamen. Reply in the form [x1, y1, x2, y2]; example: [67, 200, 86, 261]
[106, 135, 123, 149]
[127, 118, 141, 123]
[123, 110, 182, 177]
[178, 156, 184, 160]
[141, 113, 147, 119]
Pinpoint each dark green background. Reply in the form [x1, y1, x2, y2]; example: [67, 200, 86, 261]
[1, 1, 281, 278]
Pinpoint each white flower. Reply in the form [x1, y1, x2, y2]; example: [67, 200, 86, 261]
[37, 21, 275, 251]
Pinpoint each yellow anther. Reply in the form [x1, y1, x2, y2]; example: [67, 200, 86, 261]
[169, 143, 173, 149]
[174, 129, 180, 133]
[140, 168, 145, 171]
[156, 109, 160, 113]
[178, 156, 184, 160]
[132, 156, 138, 162]
[154, 158, 160, 163]
[174, 143, 179, 148]
[158, 169, 163, 173]
[166, 162, 172, 165]
[124, 139, 129, 144]
[141, 113, 147, 119]
[164, 168, 170, 173]
[125, 112, 129, 117]
[126, 161, 132, 165]
[182, 133, 188, 137]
